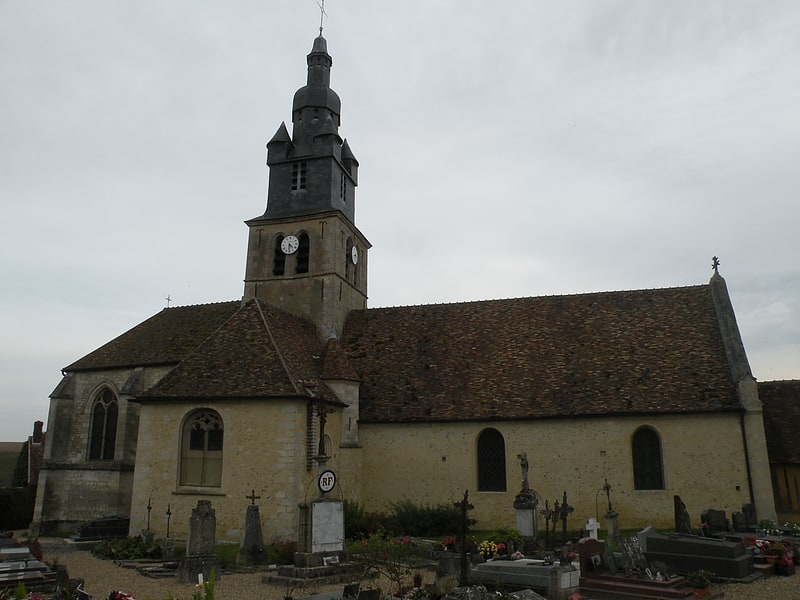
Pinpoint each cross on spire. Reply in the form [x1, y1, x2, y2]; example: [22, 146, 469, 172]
[165, 294, 171, 307]
[246, 489, 261, 505]
[712, 256, 720, 274]
[317, 0, 328, 35]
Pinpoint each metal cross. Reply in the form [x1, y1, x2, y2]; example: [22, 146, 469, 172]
[603, 478, 613, 512]
[317, 0, 328, 35]
[246, 489, 261, 505]
[557, 491, 574, 545]
[712, 256, 720, 274]
[165, 294, 171, 307]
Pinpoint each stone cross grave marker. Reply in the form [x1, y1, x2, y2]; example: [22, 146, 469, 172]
[585, 517, 600, 540]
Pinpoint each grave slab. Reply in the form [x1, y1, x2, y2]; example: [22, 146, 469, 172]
[472, 559, 578, 600]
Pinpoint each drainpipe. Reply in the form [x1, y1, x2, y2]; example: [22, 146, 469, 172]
[739, 412, 756, 506]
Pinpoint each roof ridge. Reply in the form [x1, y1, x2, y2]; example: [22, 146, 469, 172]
[362, 283, 710, 311]
[254, 299, 300, 394]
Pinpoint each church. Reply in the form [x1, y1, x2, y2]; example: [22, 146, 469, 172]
[32, 31, 777, 544]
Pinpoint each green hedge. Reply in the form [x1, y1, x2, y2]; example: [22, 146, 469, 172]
[0, 486, 35, 530]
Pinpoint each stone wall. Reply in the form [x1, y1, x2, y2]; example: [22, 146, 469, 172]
[32, 366, 165, 534]
[358, 412, 755, 530]
[129, 399, 347, 544]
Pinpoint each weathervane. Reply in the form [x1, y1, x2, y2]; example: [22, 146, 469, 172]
[712, 256, 720, 274]
[317, 0, 327, 35]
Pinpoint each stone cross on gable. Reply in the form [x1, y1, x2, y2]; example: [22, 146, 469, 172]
[246, 489, 261, 505]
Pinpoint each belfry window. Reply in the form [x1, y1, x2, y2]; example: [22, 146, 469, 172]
[273, 235, 286, 276]
[632, 426, 665, 490]
[340, 173, 347, 201]
[89, 388, 118, 460]
[296, 233, 310, 274]
[291, 162, 307, 191]
[477, 428, 507, 492]
[180, 410, 224, 487]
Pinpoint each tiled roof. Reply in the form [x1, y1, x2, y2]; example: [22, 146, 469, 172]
[759, 380, 800, 464]
[65, 301, 241, 371]
[136, 299, 339, 402]
[320, 338, 361, 381]
[343, 285, 741, 423]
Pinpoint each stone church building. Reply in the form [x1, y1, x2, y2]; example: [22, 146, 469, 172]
[32, 33, 777, 543]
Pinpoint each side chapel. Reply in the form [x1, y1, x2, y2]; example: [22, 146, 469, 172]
[32, 32, 777, 542]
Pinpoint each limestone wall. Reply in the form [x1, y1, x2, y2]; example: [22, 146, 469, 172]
[129, 399, 348, 544]
[359, 413, 753, 531]
[33, 367, 166, 534]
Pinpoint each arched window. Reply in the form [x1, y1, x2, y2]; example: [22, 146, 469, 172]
[180, 410, 224, 487]
[632, 426, 665, 490]
[477, 428, 507, 492]
[89, 388, 118, 460]
[273, 235, 286, 276]
[296, 233, 310, 274]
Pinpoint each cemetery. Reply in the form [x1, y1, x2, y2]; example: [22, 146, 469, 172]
[4, 458, 800, 600]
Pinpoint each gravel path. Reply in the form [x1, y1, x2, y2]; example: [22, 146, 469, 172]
[36, 538, 800, 600]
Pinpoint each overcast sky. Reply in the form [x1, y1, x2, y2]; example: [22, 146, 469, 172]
[1, 1, 798, 442]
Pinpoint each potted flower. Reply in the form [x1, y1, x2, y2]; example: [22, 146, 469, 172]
[685, 570, 712, 598]
[478, 540, 497, 560]
[764, 541, 786, 563]
[776, 553, 796, 576]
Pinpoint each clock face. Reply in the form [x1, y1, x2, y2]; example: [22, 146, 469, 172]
[281, 235, 299, 255]
[351, 245, 359, 265]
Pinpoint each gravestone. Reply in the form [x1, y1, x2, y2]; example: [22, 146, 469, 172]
[585, 517, 600, 540]
[237, 490, 266, 566]
[701, 508, 729, 534]
[472, 558, 579, 600]
[731, 512, 748, 532]
[673, 495, 692, 534]
[578, 536, 693, 600]
[640, 527, 754, 579]
[742, 503, 757, 528]
[177, 500, 222, 583]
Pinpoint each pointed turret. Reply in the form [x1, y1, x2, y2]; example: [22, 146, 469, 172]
[259, 34, 356, 222]
[243, 33, 370, 341]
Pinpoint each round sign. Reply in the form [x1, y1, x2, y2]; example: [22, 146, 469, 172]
[318, 470, 336, 493]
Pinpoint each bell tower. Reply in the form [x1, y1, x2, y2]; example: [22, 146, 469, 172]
[243, 34, 369, 340]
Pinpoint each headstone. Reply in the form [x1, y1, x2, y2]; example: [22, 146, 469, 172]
[742, 503, 757, 527]
[639, 528, 753, 579]
[186, 500, 217, 556]
[472, 559, 579, 600]
[585, 518, 600, 540]
[177, 500, 222, 584]
[731, 512, 748, 532]
[604, 509, 620, 548]
[237, 500, 266, 565]
[673, 495, 692, 534]
[577, 538, 606, 575]
[701, 508, 729, 534]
